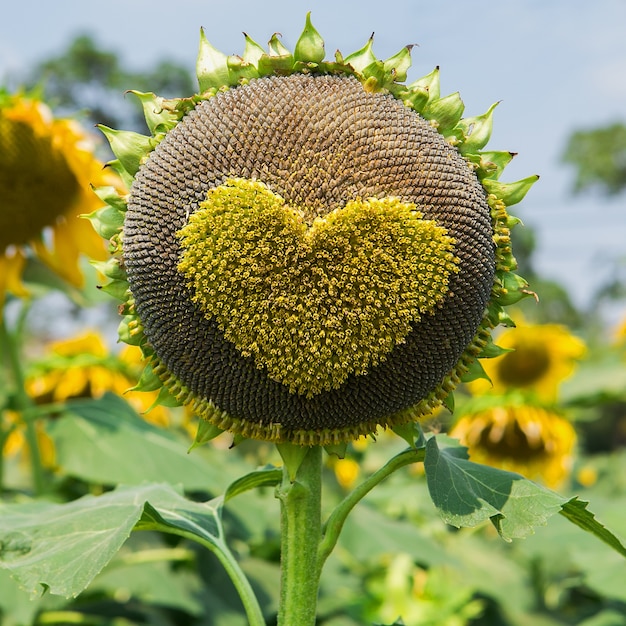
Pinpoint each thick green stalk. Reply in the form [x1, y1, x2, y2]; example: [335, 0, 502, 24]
[276, 445, 323, 626]
[0, 316, 45, 494]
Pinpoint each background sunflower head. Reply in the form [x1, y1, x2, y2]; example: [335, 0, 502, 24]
[0, 90, 122, 307]
[450, 401, 577, 488]
[468, 320, 587, 402]
[26, 330, 171, 427]
[90, 15, 537, 445]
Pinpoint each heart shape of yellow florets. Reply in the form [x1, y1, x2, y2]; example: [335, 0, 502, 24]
[177, 179, 459, 397]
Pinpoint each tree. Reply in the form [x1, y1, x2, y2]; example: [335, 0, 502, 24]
[562, 122, 626, 195]
[28, 34, 195, 132]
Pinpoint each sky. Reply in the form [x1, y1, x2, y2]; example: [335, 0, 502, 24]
[1, 0, 625, 322]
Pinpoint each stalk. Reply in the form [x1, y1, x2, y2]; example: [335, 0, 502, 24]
[0, 314, 45, 494]
[275, 445, 323, 625]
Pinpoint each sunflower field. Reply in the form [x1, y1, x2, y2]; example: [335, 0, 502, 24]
[1, 12, 626, 626]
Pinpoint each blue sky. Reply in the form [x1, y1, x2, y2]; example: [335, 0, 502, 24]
[2, 0, 625, 318]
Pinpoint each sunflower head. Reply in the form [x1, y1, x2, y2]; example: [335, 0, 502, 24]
[0, 90, 121, 306]
[450, 401, 577, 488]
[468, 321, 586, 402]
[89, 14, 537, 445]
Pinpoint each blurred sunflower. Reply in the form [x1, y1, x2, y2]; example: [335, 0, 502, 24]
[469, 321, 586, 402]
[2, 409, 56, 469]
[0, 90, 121, 307]
[26, 330, 170, 427]
[614, 315, 626, 345]
[450, 403, 577, 487]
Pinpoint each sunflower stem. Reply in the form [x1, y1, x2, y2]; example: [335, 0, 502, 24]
[0, 311, 45, 495]
[276, 445, 323, 626]
[318, 446, 425, 568]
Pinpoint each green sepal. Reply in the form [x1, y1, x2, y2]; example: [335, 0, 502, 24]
[443, 392, 455, 413]
[294, 12, 325, 63]
[98, 126, 153, 176]
[91, 257, 126, 281]
[243, 33, 266, 66]
[491, 300, 517, 329]
[105, 159, 134, 189]
[83, 204, 125, 239]
[494, 271, 533, 306]
[456, 102, 499, 154]
[257, 42, 294, 76]
[483, 174, 539, 206]
[324, 442, 348, 458]
[91, 185, 127, 213]
[268, 32, 292, 58]
[226, 55, 259, 82]
[407, 66, 440, 101]
[118, 316, 143, 346]
[276, 442, 311, 482]
[361, 60, 388, 91]
[197, 28, 231, 91]
[189, 420, 226, 451]
[421, 92, 465, 132]
[474, 150, 517, 180]
[129, 91, 180, 135]
[343, 35, 376, 73]
[383, 45, 413, 83]
[129, 362, 163, 393]
[403, 85, 430, 113]
[460, 358, 491, 384]
[392, 422, 426, 449]
[150, 384, 183, 409]
[98, 278, 129, 301]
[478, 335, 513, 359]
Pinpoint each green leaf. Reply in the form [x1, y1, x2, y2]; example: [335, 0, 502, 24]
[225, 466, 283, 502]
[91, 554, 204, 617]
[48, 393, 230, 492]
[559, 497, 626, 558]
[0, 483, 222, 598]
[424, 435, 565, 540]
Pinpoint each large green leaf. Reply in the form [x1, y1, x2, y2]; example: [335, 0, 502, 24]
[424, 435, 564, 540]
[48, 393, 231, 491]
[0, 483, 224, 598]
[425, 436, 626, 556]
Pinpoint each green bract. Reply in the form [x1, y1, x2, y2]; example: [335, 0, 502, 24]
[89, 13, 537, 445]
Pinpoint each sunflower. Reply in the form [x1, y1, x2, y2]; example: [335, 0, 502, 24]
[450, 402, 577, 488]
[26, 330, 170, 427]
[468, 321, 586, 401]
[2, 409, 56, 469]
[89, 15, 537, 445]
[0, 90, 121, 307]
[615, 315, 626, 345]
